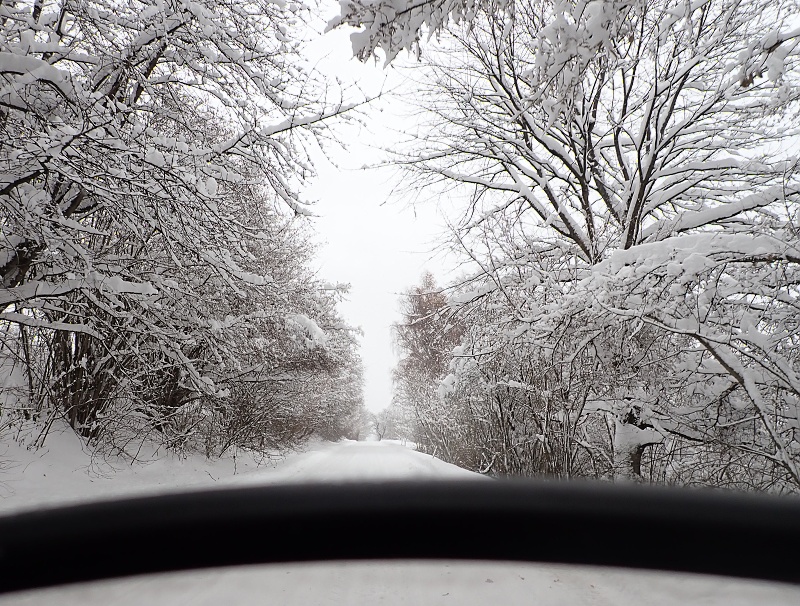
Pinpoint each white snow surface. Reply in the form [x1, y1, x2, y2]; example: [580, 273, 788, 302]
[0, 429, 473, 515]
[1, 431, 799, 605]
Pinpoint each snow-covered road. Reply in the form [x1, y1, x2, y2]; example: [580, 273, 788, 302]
[2, 438, 799, 605]
[0, 436, 477, 515]
[220, 439, 480, 485]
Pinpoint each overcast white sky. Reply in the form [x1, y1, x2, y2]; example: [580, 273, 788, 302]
[301, 15, 455, 412]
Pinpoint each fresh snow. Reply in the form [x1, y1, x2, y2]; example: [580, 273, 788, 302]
[3, 561, 798, 606]
[219, 439, 480, 485]
[1, 434, 799, 605]
[0, 427, 265, 515]
[0, 428, 475, 515]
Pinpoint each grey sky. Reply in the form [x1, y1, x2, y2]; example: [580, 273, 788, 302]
[302, 20, 452, 412]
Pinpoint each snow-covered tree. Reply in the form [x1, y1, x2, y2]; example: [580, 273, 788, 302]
[329, 0, 509, 62]
[0, 0, 363, 452]
[391, 272, 465, 455]
[375, 399, 414, 442]
[396, 0, 800, 488]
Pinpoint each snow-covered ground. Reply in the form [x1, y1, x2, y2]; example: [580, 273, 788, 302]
[220, 438, 478, 485]
[0, 426, 273, 515]
[0, 428, 475, 515]
[1, 430, 799, 605]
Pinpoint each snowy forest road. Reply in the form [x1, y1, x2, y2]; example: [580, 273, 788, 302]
[2, 440, 800, 606]
[220, 439, 480, 485]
